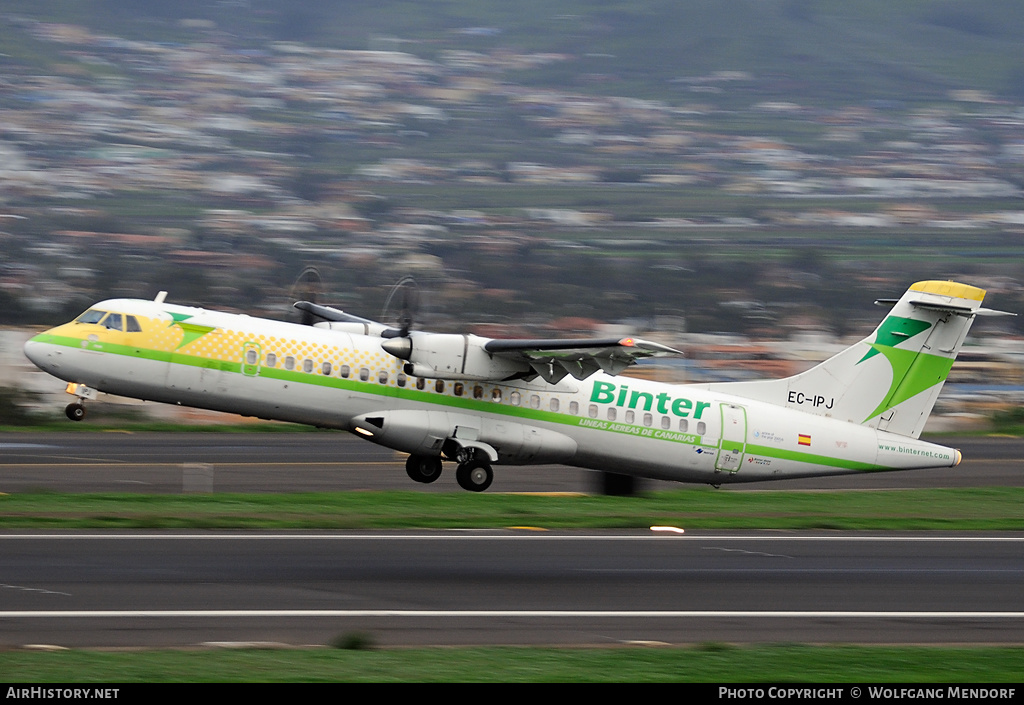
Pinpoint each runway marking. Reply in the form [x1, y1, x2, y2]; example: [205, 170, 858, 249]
[1, 533, 1024, 542]
[2, 610, 1024, 619]
[702, 547, 792, 558]
[0, 462, 401, 467]
[0, 584, 71, 597]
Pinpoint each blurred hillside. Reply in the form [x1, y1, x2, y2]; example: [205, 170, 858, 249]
[0, 1, 1022, 339]
[7, 0, 1024, 102]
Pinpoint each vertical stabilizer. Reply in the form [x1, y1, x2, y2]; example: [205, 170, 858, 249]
[703, 281, 1002, 438]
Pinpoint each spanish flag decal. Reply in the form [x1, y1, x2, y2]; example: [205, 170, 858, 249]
[798, 434, 811, 446]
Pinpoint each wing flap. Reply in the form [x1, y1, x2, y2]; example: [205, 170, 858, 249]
[485, 337, 680, 381]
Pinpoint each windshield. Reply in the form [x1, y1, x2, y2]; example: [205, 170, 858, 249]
[74, 309, 107, 324]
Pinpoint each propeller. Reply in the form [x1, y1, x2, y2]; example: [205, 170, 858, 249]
[380, 276, 419, 339]
[290, 266, 324, 326]
[292, 273, 422, 343]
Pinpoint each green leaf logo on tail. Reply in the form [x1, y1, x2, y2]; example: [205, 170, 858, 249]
[857, 315, 953, 422]
[858, 316, 931, 363]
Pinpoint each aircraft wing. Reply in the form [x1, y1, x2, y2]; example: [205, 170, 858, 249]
[299, 298, 681, 384]
[294, 301, 383, 327]
[483, 337, 681, 383]
[294, 301, 402, 337]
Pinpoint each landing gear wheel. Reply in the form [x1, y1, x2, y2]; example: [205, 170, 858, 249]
[65, 403, 85, 422]
[405, 455, 443, 484]
[456, 460, 493, 492]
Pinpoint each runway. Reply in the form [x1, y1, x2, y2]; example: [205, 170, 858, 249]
[1, 433, 1022, 648]
[2, 532, 1023, 647]
[1, 432, 1022, 493]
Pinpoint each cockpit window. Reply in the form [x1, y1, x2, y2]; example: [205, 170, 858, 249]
[102, 313, 123, 331]
[75, 309, 107, 324]
[126, 315, 142, 333]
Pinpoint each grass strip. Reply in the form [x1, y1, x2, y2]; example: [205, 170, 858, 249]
[1, 645, 1022, 682]
[1, 488, 1023, 530]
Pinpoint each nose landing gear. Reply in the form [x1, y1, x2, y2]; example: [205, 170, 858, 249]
[63, 382, 97, 422]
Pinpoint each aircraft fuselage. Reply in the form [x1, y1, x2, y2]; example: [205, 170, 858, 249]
[23, 297, 960, 487]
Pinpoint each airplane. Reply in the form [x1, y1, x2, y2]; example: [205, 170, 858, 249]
[22, 280, 1013, 492]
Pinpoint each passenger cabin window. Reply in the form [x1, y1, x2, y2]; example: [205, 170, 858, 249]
[75, 310, 107, 324]
[126, 315, 142, 333]
[303, 359, 313, 374]
[696, 421, 706, 435]
[321, 361, 331, 375]
[588, 404, 598, 418]
[491, 388, 502, 403]
[416, 377, 426, 390]
[550, 398, 560, 412]
[454, 382, 464, 397]
[625, 410, 635, 424]
[340, 365, 350, 379]
[569, 401, 579, 415]
[510, 391, 521, 406]
[434, 379, 445, 394]
[661, 416, 671, 430]
[397, 373, 407, 388]
[266, 353, 277, 368]
[607, 407, 617, 421]
[285, 356, 295, 371]
[473, 386, 484, 399]
[359, 367, 370, 382]
[379, 370, 389, 384]
[678, 419, 689, 433]
[102, 313, 123, 331]
[530, 394, 540, 409]
[245, 349, 258, 365]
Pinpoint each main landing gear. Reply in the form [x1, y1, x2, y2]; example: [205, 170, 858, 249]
[405, 454, 443, 484]
[404, 454, 494, 492]
[455, 459, 493, 492]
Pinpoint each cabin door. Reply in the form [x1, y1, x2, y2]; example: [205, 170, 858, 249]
[714, 403, 747, 474]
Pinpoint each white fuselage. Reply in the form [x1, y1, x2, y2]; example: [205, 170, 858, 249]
[23, 298, 960, 486]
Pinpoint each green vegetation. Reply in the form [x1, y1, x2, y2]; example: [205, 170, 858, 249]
[991, 407, 1024, 435]
[0, 420, 310, 433]
[1, 487, 1022, 530]
[1, 645, 1022, 682]
[0, 387, 45, 426]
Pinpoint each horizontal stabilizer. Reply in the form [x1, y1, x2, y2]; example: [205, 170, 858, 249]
[877, 298, 1015, 317]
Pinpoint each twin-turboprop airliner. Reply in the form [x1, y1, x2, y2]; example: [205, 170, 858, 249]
[23, 280, 1011, 491]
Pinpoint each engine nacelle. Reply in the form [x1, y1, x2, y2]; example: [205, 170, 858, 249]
[351, 409, 577, 465]
[380, 333, 525, 381]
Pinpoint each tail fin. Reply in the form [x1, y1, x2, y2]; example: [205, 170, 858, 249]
[704, 281, 1012, 438]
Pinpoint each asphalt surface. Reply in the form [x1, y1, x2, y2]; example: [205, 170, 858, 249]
[0, 432, 1021, 494]
[2, 532, 1022, 647]
[1, 432, 1022, 648]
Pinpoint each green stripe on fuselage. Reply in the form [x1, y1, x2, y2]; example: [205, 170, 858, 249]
[34, 334, 878, 471]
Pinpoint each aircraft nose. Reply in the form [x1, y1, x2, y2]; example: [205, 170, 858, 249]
[23, 335, 49, 369]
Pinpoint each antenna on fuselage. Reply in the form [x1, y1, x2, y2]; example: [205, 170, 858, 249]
[154, 291, 167, 303]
